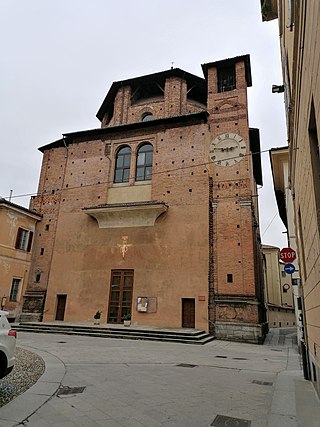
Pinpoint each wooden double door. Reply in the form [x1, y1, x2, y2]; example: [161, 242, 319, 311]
[108, 270, 133, 323]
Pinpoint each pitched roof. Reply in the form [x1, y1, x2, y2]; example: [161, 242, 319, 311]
[96, 68, 207, 121]
[202, 54, 252, 87]
[0, 198, 42, 219]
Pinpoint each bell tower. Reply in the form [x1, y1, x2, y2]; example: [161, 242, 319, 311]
[203, 55, 266, 343]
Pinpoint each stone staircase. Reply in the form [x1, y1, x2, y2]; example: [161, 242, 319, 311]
[13, 322, 214, 345]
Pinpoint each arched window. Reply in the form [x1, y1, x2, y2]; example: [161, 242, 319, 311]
[136, 143, 153, 181]
[114, 146, 131, 183]
[141, 113, 153, 122]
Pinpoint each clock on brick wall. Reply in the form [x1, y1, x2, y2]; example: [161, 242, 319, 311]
[209, 132, 247, 166]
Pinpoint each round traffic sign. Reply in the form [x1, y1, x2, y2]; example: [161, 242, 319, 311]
[279, 247, 296, 263]
[284, 263, 295, 274]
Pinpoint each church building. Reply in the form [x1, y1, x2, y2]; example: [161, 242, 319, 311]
[22, 54, 267, 343]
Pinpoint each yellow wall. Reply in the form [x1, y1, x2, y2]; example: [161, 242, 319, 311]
[263, 246, 281, 306]
[0, 202, 41, 319]
[272, 0, 320, 396]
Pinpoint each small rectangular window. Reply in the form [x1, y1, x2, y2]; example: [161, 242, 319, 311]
[227, 274, 233, 283]
[10, 278, 21, 301]
[40, 248, 44, 255]
[297, 297, 302, 310]
[45, 224, 50, 230]
[312, 363, 317, 382]
[35, 273, 41, 283]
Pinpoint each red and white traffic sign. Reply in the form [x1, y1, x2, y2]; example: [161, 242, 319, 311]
[279, 247, 296, 263]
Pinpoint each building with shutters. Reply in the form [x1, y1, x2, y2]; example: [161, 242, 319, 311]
[269, 147, 302, 340]
[0, 198, 41, 321]
[21, 54, 267, 343]
[261, 0, 320, 395]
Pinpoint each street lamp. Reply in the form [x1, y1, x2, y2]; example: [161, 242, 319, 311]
[272, 84, 285, 93]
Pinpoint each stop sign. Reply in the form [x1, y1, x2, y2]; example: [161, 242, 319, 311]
[279, 247, 296, 263]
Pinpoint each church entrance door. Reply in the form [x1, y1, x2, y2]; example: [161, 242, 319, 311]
[108, 270, 133, 323]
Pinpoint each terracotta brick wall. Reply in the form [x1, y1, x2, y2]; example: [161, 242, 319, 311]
[26, 58, 264, 337]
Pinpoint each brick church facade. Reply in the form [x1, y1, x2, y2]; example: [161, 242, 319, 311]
[22, 54, 267, 343]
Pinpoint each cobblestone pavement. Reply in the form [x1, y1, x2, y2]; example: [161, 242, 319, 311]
[0, 328, 319, 427]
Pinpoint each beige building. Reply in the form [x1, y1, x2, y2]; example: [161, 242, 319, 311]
[270, 147, 302, 338]
[21, 55, 267, 343]
[262, 244, 295, 328]
[262, 0, 320, 396]
[0, 198, 41, 321]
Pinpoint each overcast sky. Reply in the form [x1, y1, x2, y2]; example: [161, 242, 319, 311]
[0, 0, 288, 248]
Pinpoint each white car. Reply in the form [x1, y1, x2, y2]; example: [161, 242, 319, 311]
[0, 310, 17, 378]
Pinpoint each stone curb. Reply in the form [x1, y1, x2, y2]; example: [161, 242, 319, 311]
[0, 347, 66, 427]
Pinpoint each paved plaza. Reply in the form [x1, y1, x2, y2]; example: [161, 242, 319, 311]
[0, 328, 319, 426]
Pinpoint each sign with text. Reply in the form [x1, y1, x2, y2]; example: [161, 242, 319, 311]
[279, 247, 296, 263]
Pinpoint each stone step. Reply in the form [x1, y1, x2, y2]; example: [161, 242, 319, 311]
[13, 323, 214, 345]
[16, 322, 206, 337]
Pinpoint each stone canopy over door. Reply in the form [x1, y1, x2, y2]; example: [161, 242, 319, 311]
[108, 270, 133, 323]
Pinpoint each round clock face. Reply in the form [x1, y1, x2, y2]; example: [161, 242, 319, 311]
[209, 133, 246, 166]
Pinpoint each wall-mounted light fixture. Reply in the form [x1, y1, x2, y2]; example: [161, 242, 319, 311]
[272, 84, 285, 93]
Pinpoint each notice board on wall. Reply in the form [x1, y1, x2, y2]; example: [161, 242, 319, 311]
[137, 297, 157, 313]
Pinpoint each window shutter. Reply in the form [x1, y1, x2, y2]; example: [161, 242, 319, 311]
[15, 227, 23, 249]
[27, 231, 34, 252]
